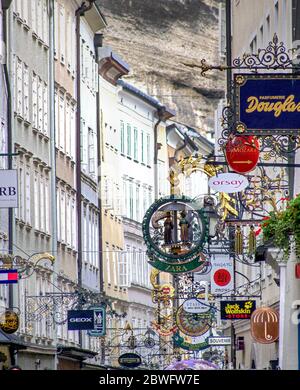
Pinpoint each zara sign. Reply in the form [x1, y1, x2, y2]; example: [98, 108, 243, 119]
[208, 173, 249, 193]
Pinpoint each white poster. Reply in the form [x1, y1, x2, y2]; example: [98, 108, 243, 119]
[210, 254, 234, 295]
[0, 170, 18, 208]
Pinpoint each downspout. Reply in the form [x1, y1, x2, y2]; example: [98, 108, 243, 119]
[49, 0, 58, 370]
[94, 34, 104, 294]
[75, 0, 94, 288]
[153, 109, 163, 201]
[75, 0, 95, 349]
[3, 1, 13, 309]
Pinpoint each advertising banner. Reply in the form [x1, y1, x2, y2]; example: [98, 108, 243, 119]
[67, 310, 94, 330]
[0, 170, 18, 208]
[220, 300, 256, 320]
[235, 74, 300, 134]
[210, 254, 233, 295]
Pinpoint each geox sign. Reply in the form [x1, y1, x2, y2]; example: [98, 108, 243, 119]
[67, 310, 94, 330]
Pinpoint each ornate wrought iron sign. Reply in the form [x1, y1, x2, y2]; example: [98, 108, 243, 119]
[0, 309, 19, 334]
[142, 196, 208, 274]
[235, 74, 300, 135]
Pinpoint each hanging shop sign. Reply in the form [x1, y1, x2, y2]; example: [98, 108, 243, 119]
[176, 303, 213, 337]
[87, 306, 106, 337]
[0, 310, 19, 334]
[183, 298, 210, 314]
[0, 269, 18, 284]
[208, 173, 249, 193]
[0, 170, 18, 208]
[234, 73, 300, 135]
[251, 307, 279, 344]
[210, 255, 234, 295]
[67, 310, 94, 331]
[173, 332, 210, 351]
[208, 336, 231, 346]
[118, 353, 142, 368]
[220, 300, 256, 320]
[225, 135, 259, 174]
[142, 196, 208, 274]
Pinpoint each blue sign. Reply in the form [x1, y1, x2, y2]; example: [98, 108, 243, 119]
[67, 310, 94, 330]
[235, 74, 300, 134]
[87, 306, 106, 337]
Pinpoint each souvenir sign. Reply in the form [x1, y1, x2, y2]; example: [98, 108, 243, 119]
[220, 300, 256, 320]
[251, 307, 279, 344]
[211, 255, 234, 295]
[235, 73, 300, 134]
[225, 135, 259, 174]
[208, 337, 231, 346]
[142, 196, 208, 274]
[208, 173, 249, 193]
[0, 310, 19, 334]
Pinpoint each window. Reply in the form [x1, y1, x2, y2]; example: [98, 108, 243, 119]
[112, 245, 117, 286]
[45, 179, 50, 234]
[59, 95, 65, 150]
[65, 101, 71, 155]
[70, 105, 76, 160]
[119, 250, 128, 287]
[80, 118, 87, 169]
[32, 73, 38, 129]
[132, 247, 137, 284]
[16, 58, 23, 117]
[134, 127, 138, 160]
[31, 0, 37, 33]
[59, 4, 65, 63]
[40, 175, 45, 232]
[274, 2, 279, 32]
[34, 172, 40, 229]
[66, 195, 71, 246]
[129, 182, 133, 219]
[141, 131, 145, 163]
[23, 64, 29, 122]
[120, 120, 125, 154]
[105, 243, 111, 285]
[136, 184, 140, 222]
[38, 79, 43, 131]
[71, 196, 76, 249]
[60, 190, 66, 242]
[42, 0, 49, 45]
[146, 134, 150, 166]
[24, 169, 30, 225]
[88, 128, 95, 175]
[43, 82, 48, 134]
[127, 124, 131, 157]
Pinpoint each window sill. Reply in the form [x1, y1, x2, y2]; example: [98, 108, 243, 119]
[24, 120, 31, 127]
[127, 156, 132, 160]
[23, 23, 30, 32]
[32, 32, 38, 40]
[16, 114, 24, 122]
[25, 223, 32, 232]
[133, 159, 139, 163]
[17, 219, 26, 228]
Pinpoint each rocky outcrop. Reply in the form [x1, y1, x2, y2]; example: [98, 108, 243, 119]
[97, 0, 225, 134]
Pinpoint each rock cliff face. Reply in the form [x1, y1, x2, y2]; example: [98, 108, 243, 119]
[97, 0, 225, 134]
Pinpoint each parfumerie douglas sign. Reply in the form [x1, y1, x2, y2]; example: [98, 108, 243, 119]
[235, 73, 300, 134]
[0, 170, 18, 208]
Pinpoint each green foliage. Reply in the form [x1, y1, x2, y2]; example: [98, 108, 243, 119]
[262, 195, 300, 261]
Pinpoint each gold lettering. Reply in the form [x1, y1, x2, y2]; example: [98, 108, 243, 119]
[245, 94, 300, 117]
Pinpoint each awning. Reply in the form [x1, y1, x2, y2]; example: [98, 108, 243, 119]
[57, 345, 98, 361]
[0, 329, 27, 350]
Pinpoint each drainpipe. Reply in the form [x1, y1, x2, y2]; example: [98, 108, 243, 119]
[75, 0, 95, 349]
[2, 0, 13, 309]
[48, 0, 58, 370]
[94, 34, 104, 294]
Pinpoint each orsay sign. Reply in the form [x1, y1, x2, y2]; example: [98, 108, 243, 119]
[235, 73, 300, 134]
[208, 173, 249, 193]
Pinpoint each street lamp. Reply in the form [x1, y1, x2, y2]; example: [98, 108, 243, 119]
[203, 195, 219, 243]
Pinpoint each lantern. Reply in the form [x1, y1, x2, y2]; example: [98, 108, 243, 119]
[250, 307, 279, 344]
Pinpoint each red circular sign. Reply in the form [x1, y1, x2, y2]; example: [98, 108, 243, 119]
[225, 135, 259, 174]
[213, 269, 231, 286]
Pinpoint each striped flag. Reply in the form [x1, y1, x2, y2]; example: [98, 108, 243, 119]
[0, 269, 18, 284]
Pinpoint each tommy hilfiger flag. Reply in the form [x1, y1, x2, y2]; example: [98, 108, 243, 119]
[0, 269, 18, 284]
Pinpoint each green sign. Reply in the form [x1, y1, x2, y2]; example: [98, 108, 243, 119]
[173, 332, 210, 351]
[149, 255, 205, 274]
